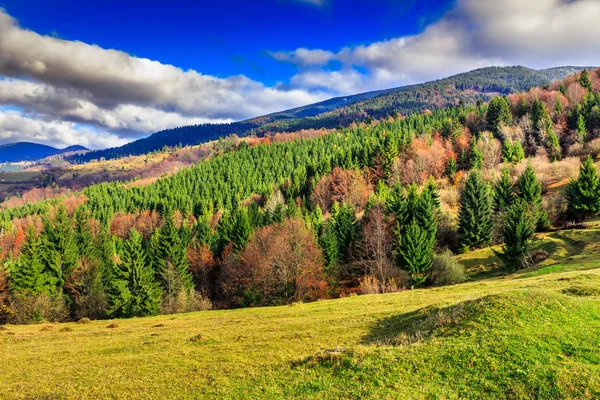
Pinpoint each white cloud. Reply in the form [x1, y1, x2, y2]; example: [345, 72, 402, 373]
[0, 109, 127, 149]
[0, 9, 327, 148]
[275, 0, 600, 95]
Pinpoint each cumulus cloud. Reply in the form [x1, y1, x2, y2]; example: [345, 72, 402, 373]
[270, 48, 336, 66]
[0, 9, 327, 148]
[0, 109, 127, 149]
[275, 0, 600, 95]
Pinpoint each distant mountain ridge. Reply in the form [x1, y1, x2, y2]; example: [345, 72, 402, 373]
[0, 142, 88, 163]
[69, 65, 593, 163]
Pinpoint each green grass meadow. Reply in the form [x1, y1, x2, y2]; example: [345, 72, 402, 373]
[2, 226, 600, 399]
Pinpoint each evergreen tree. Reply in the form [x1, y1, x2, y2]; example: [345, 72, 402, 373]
[494, 167, 515, 212]
[94, 227, 117, 289]
[486, 96, 512, 137]
[446, 156, 457, 181]
[516, 163, 549, 229]
[577, 113, 588, 143]
[398, 219, 431, 287]
[502, 140, 525, 164]
[546, 128, 562, 161]
[156, 212, 194, 292]
[40, 205, 79, 294]
[578, 68, 593, 92]
[469, 138, 484, 170]
[554, 97, 564, 117]
[494, 200, 536, 272]
[108, 229, 162, 318]
[566, 155, 600, 220]
[231, 207, 252, 251]
[334, 202, 357, 262]
[391, 184, 438, 285]
[10, 225, 52, 295]
[458, 170, 493, 250]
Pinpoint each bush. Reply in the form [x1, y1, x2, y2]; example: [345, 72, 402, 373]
[358, 274, 408, 295]
[430, 251, 466, 287]
[159, 288, 212, 315]
[8, 293, 69, 324]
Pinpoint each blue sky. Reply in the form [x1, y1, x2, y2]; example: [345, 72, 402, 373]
[0, 0, 452, 86]
[0, 0, 598, 149]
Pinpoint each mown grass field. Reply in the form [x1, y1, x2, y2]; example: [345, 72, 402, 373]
[2, 227, 600, 399]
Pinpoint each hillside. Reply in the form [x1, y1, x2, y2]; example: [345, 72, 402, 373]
[68, 66, 588, 163]
[2, 234, 600, 398]
[0, 142, 88, 163]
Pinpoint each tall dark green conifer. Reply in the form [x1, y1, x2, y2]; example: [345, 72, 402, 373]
[486, 96, 512, 137]
[156, 212, 194, 292]
[10, 225, 52, 295]
[494, 168, 514, 212]
[566, 155, 600, 220]
[516, 163, 548, 229]
[494, 200, 536, 272]
[458, 170, 493, 250]
[579, 68, 593, 92]
[108, 229, 162, 318]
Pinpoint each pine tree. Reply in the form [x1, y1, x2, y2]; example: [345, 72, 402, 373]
[516, 163, 549, 229]
[546, 128, 562, 161]
[391, 184, 438, 285]
[554, 97, 564, 117]
[334, 202, 357, 262]
[108, 229, 162, 318]
[156, 212, 194, 292]
[458, 170, 493, 250]
[579, 68, 593, 92]
[470, 138, 484, 169]
[577, 113, 588, 143]
[231, 207, 252, 251]
[94, 227, 117, 289]
[494, 200, 536, 272]
[486, 96, 512, 137]
[10, 225, 52, 295]
[398, 219, 431, 286]
[494, 167, 515, 212]
[446, 156, 457, 181]
[566, 155, 600, 220]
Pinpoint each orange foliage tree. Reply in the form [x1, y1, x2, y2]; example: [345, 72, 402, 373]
[223, 218, 327, 306]
[311, 167, 370, 212]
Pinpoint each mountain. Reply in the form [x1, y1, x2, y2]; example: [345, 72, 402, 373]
[0, 142, 88, 162]
[68, 66, 591, 163]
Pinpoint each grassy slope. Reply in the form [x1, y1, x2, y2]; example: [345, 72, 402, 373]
[2, 229, 600, 399]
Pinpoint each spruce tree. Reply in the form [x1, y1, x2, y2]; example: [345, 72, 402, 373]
[391, 184, 438, 285]
[486, 96, 512, 137]
[566, 155, 600, 220]
[334, 202, 357, 262]
[156, 212, 194, 292]
[579, 68, 593, 92]
[10, 225, 52, 295]
[494, 200, 536, 272]
[470, 138, 484, 170]
[516, 163, 549, 229]
[494, 167, 515, 212]
[577, 114, 587, 143]
[108, 229, 162, 318]
[458, 170, 493, 250]
[231, 207, 252, 251]
[398, 219, 431, 286]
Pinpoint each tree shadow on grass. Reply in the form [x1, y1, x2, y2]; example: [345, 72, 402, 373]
[361, 301, 471, 346]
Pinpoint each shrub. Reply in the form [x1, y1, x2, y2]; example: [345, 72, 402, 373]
[430, 251, 466, 286]
[159, 288, 212, 315]
[8, 293, 69, 324]
[358, 275, 407, 295]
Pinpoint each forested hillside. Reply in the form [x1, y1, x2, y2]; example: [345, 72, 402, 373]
[2, 68, 600, 324]
[68, 66, 588, 163]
